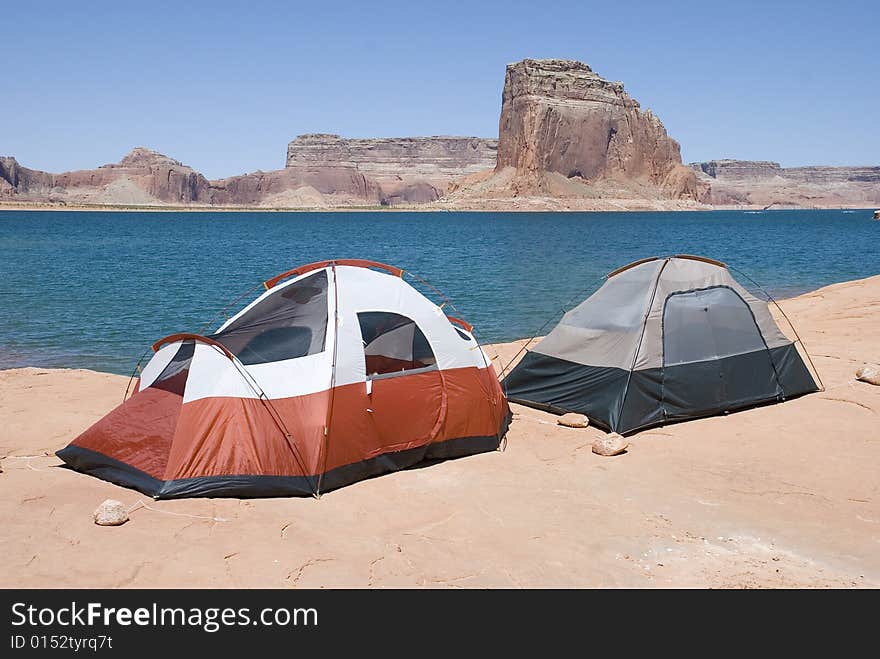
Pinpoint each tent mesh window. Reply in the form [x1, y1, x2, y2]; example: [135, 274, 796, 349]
[662, 286, 769, 366]
[357, 312, 436, 376]
[150, 341, 195, 395]
[212, 270, 329, 365]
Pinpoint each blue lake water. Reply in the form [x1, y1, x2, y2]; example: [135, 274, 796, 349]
[1, 209, 878, 375]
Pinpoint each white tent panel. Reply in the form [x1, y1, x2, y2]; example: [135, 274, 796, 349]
[138, 341, 183, 391]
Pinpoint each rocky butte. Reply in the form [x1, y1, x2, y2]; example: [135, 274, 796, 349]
[498, 59, 696, 194]
[444, 59, 703, 208]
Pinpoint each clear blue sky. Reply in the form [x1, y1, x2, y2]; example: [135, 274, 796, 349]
[3, 0, 877, 179]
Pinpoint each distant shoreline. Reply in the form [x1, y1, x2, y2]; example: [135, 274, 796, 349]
[0, 201, 875, 213]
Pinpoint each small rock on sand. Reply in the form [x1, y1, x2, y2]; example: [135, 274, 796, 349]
[856, 364, 880, 386]
[592, 433, 629, 456]
[94, 499, 129, 526]
[558, 413, 590, 428]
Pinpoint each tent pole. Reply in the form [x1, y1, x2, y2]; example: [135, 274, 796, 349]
[498, 273, 609, 389]
[197, 282, 265, 335]
[469, 326, 506, 449]
[728, 265, 825, 393]
[220, 346, 317, 495]
[316, 263, 342, 498]
[122, 346, 152, 403]
[615, 258, 670, 433]
[403, 271, 497, 447]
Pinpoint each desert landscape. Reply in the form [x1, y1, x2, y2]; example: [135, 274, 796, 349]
[3, 59, 878, 213]
[1, 275, 877, 588]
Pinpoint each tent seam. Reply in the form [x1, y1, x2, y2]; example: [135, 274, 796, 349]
[615, 257, 669, 431]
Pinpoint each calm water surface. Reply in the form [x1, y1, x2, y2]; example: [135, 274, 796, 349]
[1, 209, 877, 374]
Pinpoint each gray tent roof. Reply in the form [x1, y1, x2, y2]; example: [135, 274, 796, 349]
[531, 255, 792, 371]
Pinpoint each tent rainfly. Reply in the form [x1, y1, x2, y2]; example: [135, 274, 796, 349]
[58, 260, 511, 498]
[503, 255, 819, 435]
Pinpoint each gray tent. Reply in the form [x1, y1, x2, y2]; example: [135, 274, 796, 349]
[503, 255, 819, 435]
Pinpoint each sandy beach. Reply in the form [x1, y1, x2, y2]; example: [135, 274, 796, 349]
[1, 275, 878, 588]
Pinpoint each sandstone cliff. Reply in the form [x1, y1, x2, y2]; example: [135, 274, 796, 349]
[205, 166, 380, 207]
[693, 160, 782, 181]
[0, 157, 55, 199]
[286, 134, 498, 203]
[1, 136, 497, 207]
[1, 149, 210, 205]
[692, 159, 880, 207]
[491, 59, 700, 200]
[0, 148, 385, 207]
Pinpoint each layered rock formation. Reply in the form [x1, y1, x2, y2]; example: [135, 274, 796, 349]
[3, 58, 877, 210]
[205, 159, 380, 207]
[0, 157, 54, 199]
[0, 148, 384, 207]
[1, 149, 210, 205]
[286, 134, 498, 203]
[492, 59, 700, 200]
[693, 160, 782, 181]
[0, 138, 496, 207]
[692, 160, 880, 207]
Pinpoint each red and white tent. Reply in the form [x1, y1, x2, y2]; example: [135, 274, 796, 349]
[58, 260, 511, 498]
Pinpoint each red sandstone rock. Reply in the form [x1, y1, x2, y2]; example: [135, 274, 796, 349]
[495, 59, 698, 200]
[286, 134, 498, 204]
[691, 160, 880, 207]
